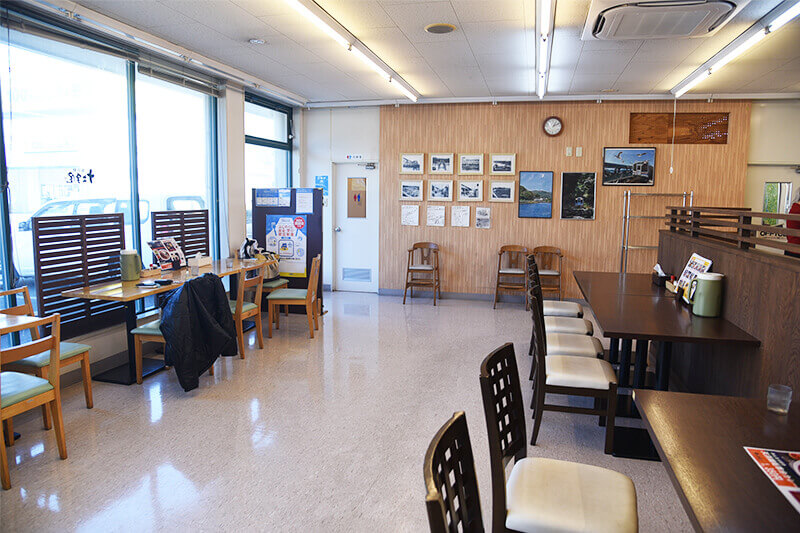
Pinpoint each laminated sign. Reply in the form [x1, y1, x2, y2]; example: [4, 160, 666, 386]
[265, 215, 307, 277]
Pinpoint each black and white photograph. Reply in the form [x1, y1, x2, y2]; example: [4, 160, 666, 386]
[458, 180, 483, 202]
[429, 153, 453, 174]
[603, 147, 655, 185]
[458, 153, 484, 175]
[561, 172, 596, 220]
[428, 180, 453, 202]
[476, 207, 491, 229]
[400, 153, 424, 174]
[490, 181, 515, 203]
[399, 180, 423, 201]
[490, 153, 516, 175]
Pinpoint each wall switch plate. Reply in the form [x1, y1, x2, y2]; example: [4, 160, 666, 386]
[576, 146, 583, 157]
[566, 146, 573, 157]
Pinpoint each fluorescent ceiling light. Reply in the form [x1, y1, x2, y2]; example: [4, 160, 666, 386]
[538, 36, 548, 74]
[536, 0, 553, 98]
[391, 79, 418, 102]
[350, 46, 391, 81]
[674, 69, 710, 98]
[539, 0, 552, 36]
[712, 30, 766, 71]
[282, 0, 349, 49]
[770, 1, 800, 31]
[537, 73, 546, 99]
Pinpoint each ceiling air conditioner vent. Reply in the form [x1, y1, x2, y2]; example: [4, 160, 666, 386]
[582, 1, 748, 41]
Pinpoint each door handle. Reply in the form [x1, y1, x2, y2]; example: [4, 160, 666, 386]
[334, 226, 342, 232]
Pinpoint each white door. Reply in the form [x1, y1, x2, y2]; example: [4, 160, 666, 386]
[332, 163, 379, 292]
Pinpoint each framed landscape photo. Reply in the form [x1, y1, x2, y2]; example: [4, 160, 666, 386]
[458, 153, 484, 175]
[561, 172, 596, 220]
[518, 171, 553, 218]
[400, 153, 424, 174]
[490, 153, 516, 175]
[602, 147, 655, 186]
[490, 181, 515, 203]
[458, 180, 483, 202]
[399, 180, 423, 201]
[428, 180, 453, 202]
[429, 153, 454, 174]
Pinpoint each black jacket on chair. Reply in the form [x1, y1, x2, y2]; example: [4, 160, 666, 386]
[159, 273, 238, 391]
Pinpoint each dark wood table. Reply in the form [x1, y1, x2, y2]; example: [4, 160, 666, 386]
[635, 390, 800, 532]
[574, 271, 760, 459]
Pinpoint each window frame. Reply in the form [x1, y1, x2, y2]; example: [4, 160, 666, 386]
[244, 93, 293, 187]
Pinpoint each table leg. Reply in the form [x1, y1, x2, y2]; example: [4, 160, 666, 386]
[618, 339, 632, 387]
[633, 339, 649, 388]
[656, 342, 672, 391]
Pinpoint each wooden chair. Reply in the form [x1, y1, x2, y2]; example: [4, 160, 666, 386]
[480, 343, 638, 532]
[403, 242, 441, 305]
[267, 255, 320, 339]
[1, 314, 68, 490]
[263, 277, 289, 324]
[493, 245, 530, 309]
[0, 287, 92, 430]
[230, 261, 266, 358]
[533, 246, 563, 300]
[423, 411, 484, 533]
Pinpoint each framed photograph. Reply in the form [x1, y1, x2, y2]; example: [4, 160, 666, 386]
[399, 180, 423, 201]
[476, 207, 491, 229]
[458, 153, 484, 175]
[490, 153, 516, 175]
[490, 181, 515, 203]
[458, 180, 483, 202]
[428, 180, 453, 202]
[518, 171, 553, 218]
[400, 153, 424, 174]
[561, 172, 596, 220]
[603, 147, 655, 186]
[429, 153, 454, 174]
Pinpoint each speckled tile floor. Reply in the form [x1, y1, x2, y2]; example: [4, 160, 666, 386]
[1, 292, 691, 532]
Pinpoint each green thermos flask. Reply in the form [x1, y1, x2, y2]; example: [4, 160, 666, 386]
[688, 272, 724, 317]
[120, 249, 142, 281]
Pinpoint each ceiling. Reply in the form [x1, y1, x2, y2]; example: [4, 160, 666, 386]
[70, 0, 800, 103]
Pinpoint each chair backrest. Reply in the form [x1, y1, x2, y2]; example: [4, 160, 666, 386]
[479, 343, 527, 533]
[306, 255, 321, 305]
[409, 242, 439, 268]
[0, 286, 40, 340]
[498, 245, 530, 272]
[0, 314, 62, 393]
[526, 255, 548, 389]
[533, 246, 562, 272]
[423, 411, 484, 533]
[234, 261, 266, 315]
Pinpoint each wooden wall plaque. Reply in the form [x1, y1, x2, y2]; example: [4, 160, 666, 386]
[630, 112, 729, 144]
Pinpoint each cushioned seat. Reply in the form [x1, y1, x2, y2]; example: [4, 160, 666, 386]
[408, 264, 434, 271]
[131, 320, 162, 336]
[7, 342, 91, 368]
[538, 269, 560, 277]
[542, 300, 583, 318]
[1, 371, 54, 409]
[546, 333, 603, 358]
[545, 316, 593, 335]
[506, 457, 638, 533]
[263, 278, 289, 289]
[499, 267, 524, 275]
[266, 288, 308, 301]
[229, 300, 258, 314]
[545, 355, 618, 390]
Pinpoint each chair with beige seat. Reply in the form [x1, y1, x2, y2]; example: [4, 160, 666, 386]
[403, 242, 441, 305]
[0, 287, 92, 430]
[493, 245, 530, 309]
[267, 254, 320, 339]
[533, 246, 564, 300]
[480, 343, 637, 532]
[1, 314, 68, 490]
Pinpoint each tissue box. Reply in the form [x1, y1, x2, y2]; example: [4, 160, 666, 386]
[187, 255, 212, 268]
[652, 272, 668, 287]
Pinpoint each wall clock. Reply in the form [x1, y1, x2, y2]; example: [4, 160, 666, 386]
[543, 116, 563, 137]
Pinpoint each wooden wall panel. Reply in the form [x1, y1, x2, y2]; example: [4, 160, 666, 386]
[379, 100, 751, 299]
[630, 112, 729, 144]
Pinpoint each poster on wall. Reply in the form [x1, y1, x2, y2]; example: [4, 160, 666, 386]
[278, 189, 292, 207]
[255, 188, 279, 207]
[476, 207, 491, 229]
[560, 172, 595, 220]
[603, 147, 655, 186]
[518, 172, 553, 218]
[265, 215, 307, 277]
[451, 206, 470, 227]
[427, 205, 445, 227]
[401, 205, 420, 226]
[296, 188, 315, 214]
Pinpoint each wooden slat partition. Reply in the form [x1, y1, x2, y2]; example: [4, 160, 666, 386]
[151, 210, 210, 257]
[33, 214, 126, 338]
[630, 112, 729, 144]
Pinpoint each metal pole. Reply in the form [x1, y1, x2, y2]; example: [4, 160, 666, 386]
[623, 190, 631, 273]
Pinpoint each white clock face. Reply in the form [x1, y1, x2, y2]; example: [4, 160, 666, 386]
[544, 117, 562, 136]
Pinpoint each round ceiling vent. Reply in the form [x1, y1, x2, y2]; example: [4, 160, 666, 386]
[424, 23, 456, 35]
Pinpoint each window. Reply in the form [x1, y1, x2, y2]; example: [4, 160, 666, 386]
[244, 97, 292, 237]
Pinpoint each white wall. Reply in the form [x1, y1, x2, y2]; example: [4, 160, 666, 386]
[299, 107, 380, 286]
[218, 85, 246, 257]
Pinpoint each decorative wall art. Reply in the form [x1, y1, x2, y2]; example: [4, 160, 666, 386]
[602, 147, 655, 186]
[489, 181, 515, 203]
[451, 205, 470, 227]
[518, 171, 553, 218]
[428, 180, 454, 202]
[400, 153, 424, 174]
[458, 154, 484, 175]
[429, 153, 454, 174]
[561, 172, 596, 220]
[400, 180, 423, 201]
[426, 205, 445, 227]
[458, 180, 483, 202]
[476, 207, 491, 229]
[490, 153, 516, 175]
[401, 204, 420, 226]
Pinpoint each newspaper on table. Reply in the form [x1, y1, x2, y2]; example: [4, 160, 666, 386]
[677, 252, 712, 295]
[744, 447, 800, 515]
[147, 237, 186, 270]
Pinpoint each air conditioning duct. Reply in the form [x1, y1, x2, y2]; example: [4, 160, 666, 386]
[582, 1, 749, 40]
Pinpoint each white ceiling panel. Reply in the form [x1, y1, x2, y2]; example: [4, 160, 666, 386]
[434, 66, 489, 96]
[316, 0, 396, 33]
[460, 21, 527, 56]
[570, 73, 619, 93]
[575, 50, 636, 76]
[413, 40, 478, 70]
[450, 0, 524, 23]
[379, 1, 462, 44]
